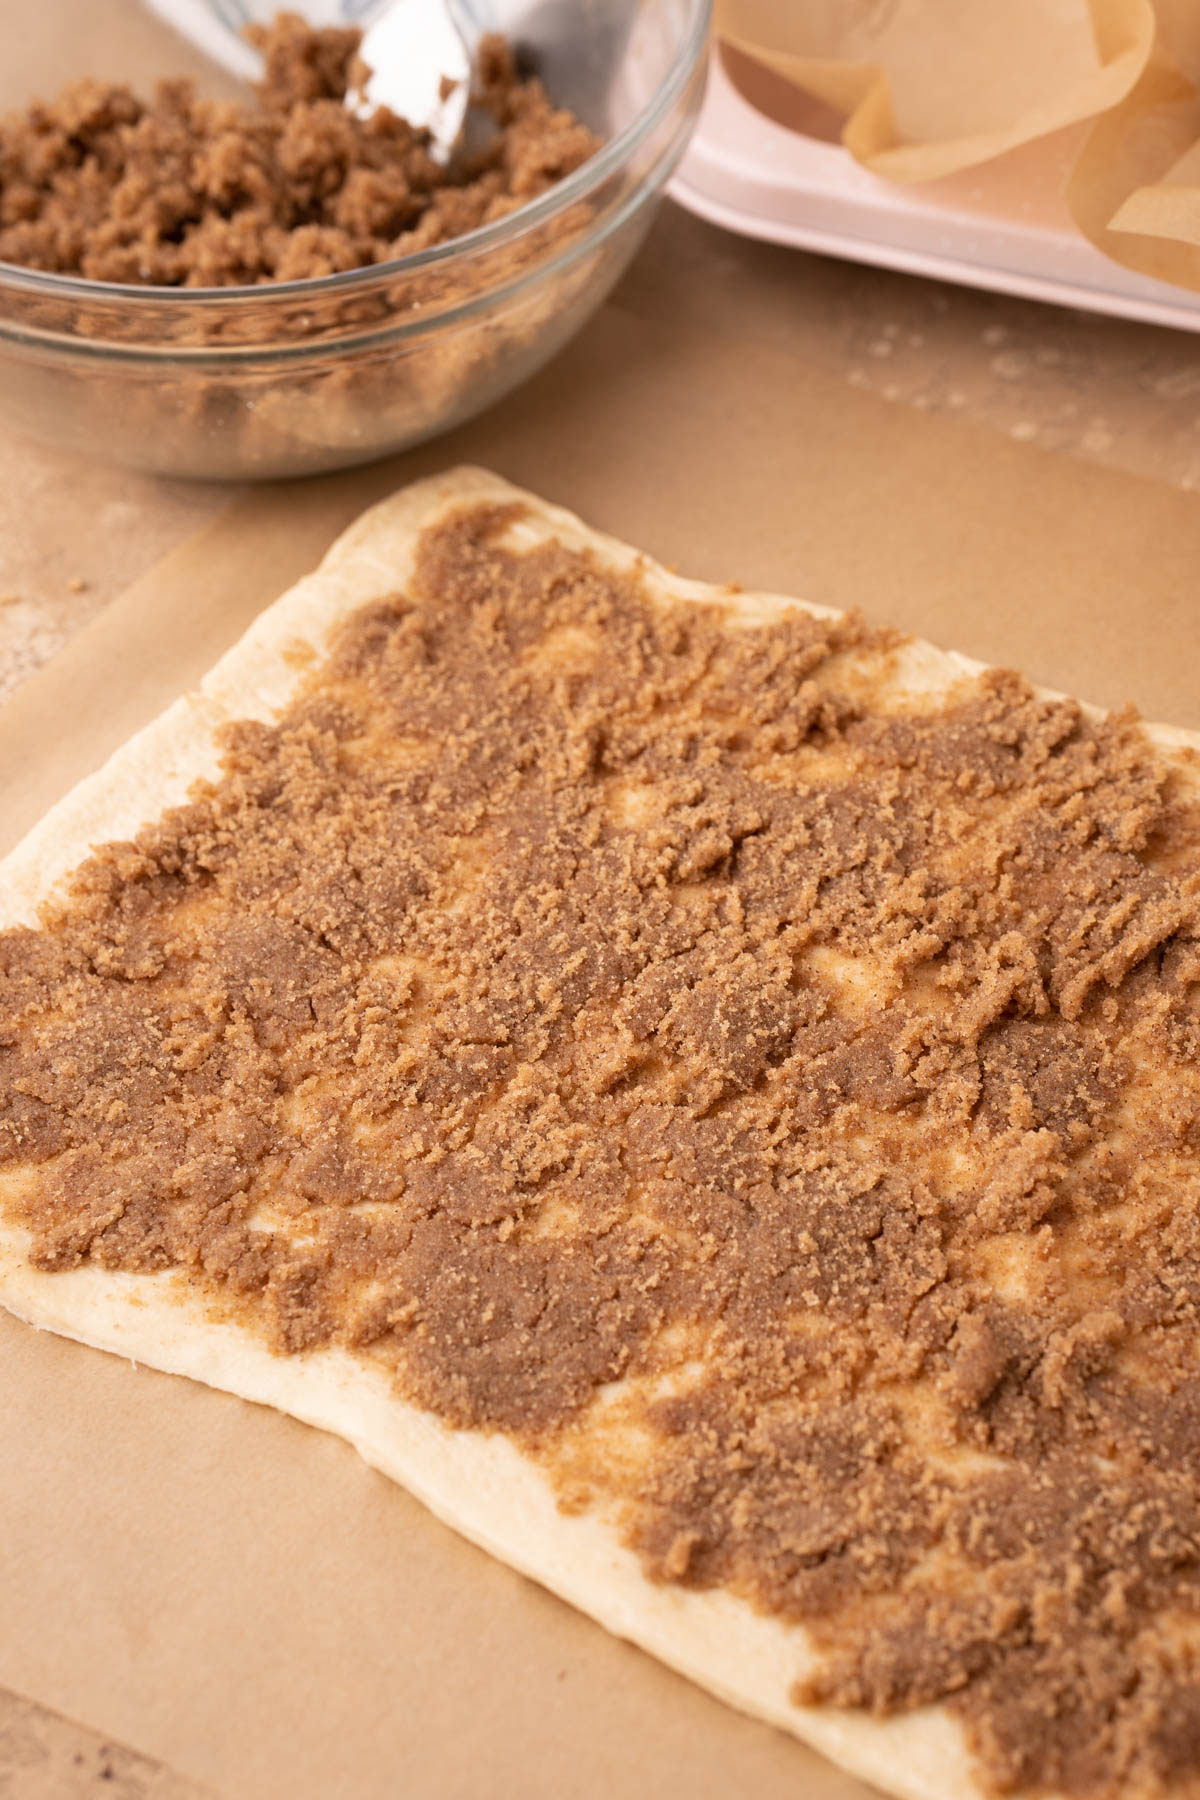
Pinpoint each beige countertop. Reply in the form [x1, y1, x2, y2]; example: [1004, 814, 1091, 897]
[4, 195, 1200, 1797]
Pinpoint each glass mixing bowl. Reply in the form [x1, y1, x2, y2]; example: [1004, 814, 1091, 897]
[0, 0, 710, 480]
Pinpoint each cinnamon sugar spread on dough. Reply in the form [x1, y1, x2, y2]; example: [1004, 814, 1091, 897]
[5, 504, 1200, 1797]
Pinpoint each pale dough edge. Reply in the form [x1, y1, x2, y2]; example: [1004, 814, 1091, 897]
[8, 463, 1191, 1800]
[0, 1217, 971, 1800]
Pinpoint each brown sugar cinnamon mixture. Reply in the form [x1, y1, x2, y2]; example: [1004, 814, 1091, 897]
[0, 15, 598, 285]
[4, 505, 1200, 1796]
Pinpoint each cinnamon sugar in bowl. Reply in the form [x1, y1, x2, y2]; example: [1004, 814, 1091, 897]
[0, 0, 709, 480]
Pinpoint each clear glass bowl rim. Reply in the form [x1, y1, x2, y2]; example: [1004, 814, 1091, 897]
[7, 107, 696, 368]
[0, 0, 712, 314]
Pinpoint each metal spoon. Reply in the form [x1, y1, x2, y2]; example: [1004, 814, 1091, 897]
[142, 0, 471, 160]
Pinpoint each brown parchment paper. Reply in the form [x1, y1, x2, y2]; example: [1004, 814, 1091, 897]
[715, 0, 1200, 296]
[4, 292, 1200, 1800]
[714, 0, 1155, 182]
[1070, 3, 1200, 287]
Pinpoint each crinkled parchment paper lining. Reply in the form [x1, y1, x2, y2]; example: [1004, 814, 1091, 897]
[718, 0, 1200, 295]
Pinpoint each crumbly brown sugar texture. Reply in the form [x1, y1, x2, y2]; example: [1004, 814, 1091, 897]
[0, 14, 598, 284]
[4, 503, 1200, 1799]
